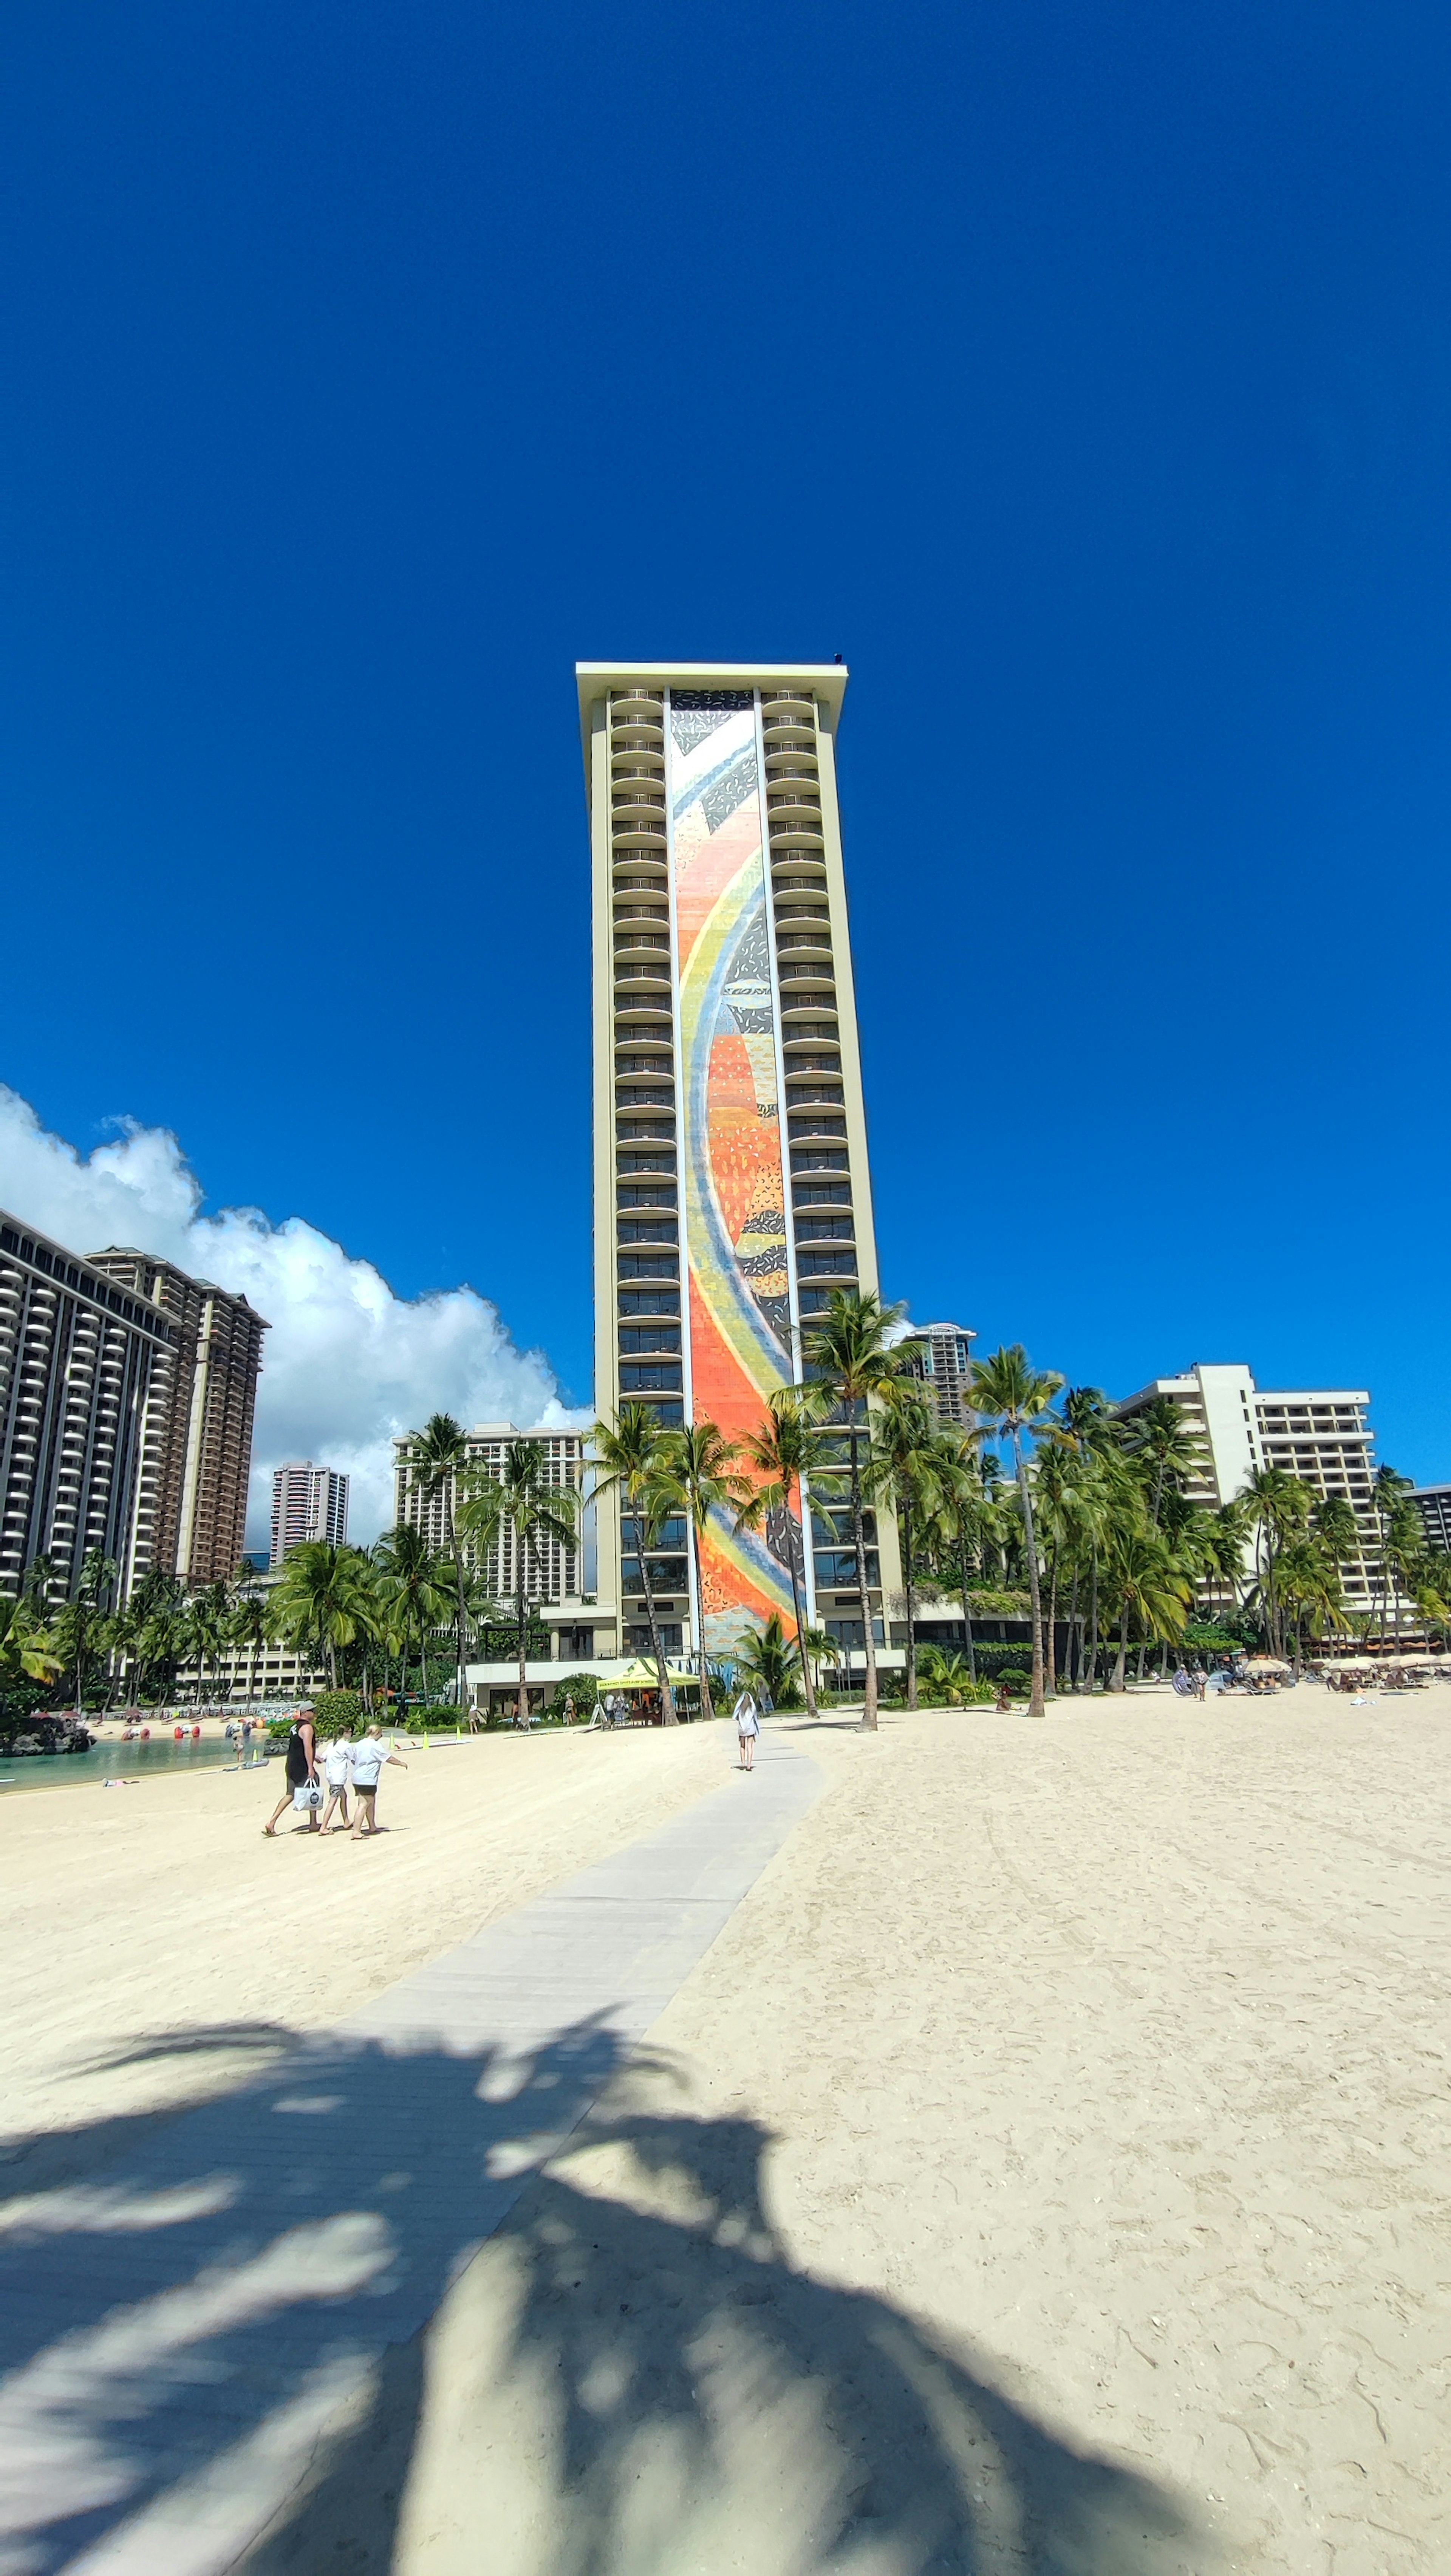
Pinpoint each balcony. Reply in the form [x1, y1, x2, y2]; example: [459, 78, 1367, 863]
[786, 1083, 845, 1105]
[761, 696, 815, 721]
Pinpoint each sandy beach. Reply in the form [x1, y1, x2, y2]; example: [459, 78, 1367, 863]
[4, 1687, 1449, 2573]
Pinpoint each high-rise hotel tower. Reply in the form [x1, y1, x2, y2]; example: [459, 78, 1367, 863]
[579, 661, 898, 1663]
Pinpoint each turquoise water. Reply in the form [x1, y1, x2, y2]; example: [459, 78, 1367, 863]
[0, 1736, 276, 1794]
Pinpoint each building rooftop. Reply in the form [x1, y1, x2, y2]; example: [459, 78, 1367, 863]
[574, 660, 849, 762]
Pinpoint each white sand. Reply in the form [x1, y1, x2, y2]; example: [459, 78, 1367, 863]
[6, 1688, 1449, 2573]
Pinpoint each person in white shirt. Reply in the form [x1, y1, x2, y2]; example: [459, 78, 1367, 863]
[348, 1725, 408, 1838]
[733, 1687, 760, 1771]
[319, 1731, 355, 1834]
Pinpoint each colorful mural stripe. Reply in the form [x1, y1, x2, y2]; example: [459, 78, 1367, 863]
[667, 696, 802, 1653]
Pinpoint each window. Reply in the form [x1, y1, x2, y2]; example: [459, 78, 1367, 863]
[794, 1182, 852, 1208]
[619, 1327, 682, 1354]
[618, 1221, 678, 1245]
[626, 1623, 683, 1654]
[791, 1149, 849, 1173]
[622, 1559, 689, 1589]
[815, 1550, 880, 1588]
[621, 1363, 683, 1391]
[619, 1152, 677, 1175]
[622, 1514, 687, 1547]
[618, 1289, 681, 1314]
[619, 1253, 679, 1278]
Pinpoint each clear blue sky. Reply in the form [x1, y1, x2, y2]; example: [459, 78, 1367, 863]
[3, 2, 1449, 1477]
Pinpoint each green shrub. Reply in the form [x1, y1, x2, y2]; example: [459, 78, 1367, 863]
[311, 1689, 363, 1739]
[401, 1703, 461, 1735]
[547, 1673, 600, 1724]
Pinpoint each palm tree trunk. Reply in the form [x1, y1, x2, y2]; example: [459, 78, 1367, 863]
[1046, 1551, 1059, 1698]
[848, 1419, 879, 1730]
[690, 1516, 715, 1720]
[517, 1563, 529, 1727]
[631, 1505, 675, 1722]
[1112, 1605, 1129, 1692]
[1013, 1434, 1046, 1717]
[901, 1490, 918, 1711]
[957, 1533, 977, 1681]
[1087, 1542, 1100, 1693]
[1067, 1560, 1080, 1690]
[787, 1483, 818, 1718]
[445, 1491, 468, 1717]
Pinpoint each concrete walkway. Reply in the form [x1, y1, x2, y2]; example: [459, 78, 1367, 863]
[0, 1733, 823, 2576]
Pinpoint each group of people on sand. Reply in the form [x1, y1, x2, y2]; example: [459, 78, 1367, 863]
[264, 1707, 407, 1840]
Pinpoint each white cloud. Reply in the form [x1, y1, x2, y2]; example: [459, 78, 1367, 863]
[0, 1087, 588, 1547]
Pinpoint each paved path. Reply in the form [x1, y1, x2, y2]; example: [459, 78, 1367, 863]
[0, 1733, 823, 2576]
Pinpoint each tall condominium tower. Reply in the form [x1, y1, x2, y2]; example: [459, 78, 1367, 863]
[87, 1249, 268, 1587]
[0, 1210, 179, 1600]
[579, 660, 898, 1662]
[270, 1460, 350, 1567]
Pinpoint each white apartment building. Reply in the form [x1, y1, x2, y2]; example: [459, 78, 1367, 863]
[269, 1461, 350, 1567]
[896, 1320, 977, 1428]
[1115, 1362, 1383, 1616]
[393, 1423, 603, 1660]
[1412, 1487, 1451, 1556]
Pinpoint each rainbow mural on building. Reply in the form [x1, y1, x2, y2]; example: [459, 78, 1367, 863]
[667, 693, 803, 1654]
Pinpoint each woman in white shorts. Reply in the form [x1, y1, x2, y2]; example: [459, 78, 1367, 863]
[733, 1687, 760, 1771]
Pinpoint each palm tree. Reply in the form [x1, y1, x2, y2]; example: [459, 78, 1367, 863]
[267, 1541, 371, 1689]
[1200, 1498, 1252, 1616]
[737, 1393, 824, 1718]
[1104, 1516, 1192, 1688]
[186, 1579, 232, 1708]
[732, 1612, 801, 1708]
[458, 1439, 580, 1726]
[373, 1524, 455, 1706]
[655, 1421, 752, 1723]
[800, 1288, 906, 1731]
[922, 1431, 994, 1684]
[60, 1548, 119, 1713]
[592, 1404, 678, 1721]
[1243, 1467, 1312, 1658]
[0, 1593, 63, 1690]
[229, 1584, 269, 1707]
[402, 1413, 475, 1712]
[869, 1383, 941, 1711]
[966, 1346, 1064, 1717]
[1276, 1538, 1346, 1672]
[1124, 1398, 1210, 1527]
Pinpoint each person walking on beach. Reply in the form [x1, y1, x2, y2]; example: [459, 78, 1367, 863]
[349, 1725, 408, 1838]
[319, 1726, 356, 1834]
[264, 1708, 320, 1836]
[733, 1686, 760, 1771]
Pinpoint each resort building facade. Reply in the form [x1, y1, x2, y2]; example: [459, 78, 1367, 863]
[896, 1320, 977, 1429]
[270, 1460, 350, 1565]
[579, 659, 899, 1663]
[1411, 1486, 1451, 1556]
[1115, 1361, 1384, 1618]
[393, 1422, 602, 1662]
[0, 1210, 181, 1601]
[87, 1246, 267, 1587]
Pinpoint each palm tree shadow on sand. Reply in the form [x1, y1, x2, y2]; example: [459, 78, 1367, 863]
[243, 2051, 1210, 2576]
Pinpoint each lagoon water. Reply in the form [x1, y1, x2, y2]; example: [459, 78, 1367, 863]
[0, 1735, 275, 1795]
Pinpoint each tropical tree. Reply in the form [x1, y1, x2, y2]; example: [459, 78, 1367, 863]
[1242, 1467, 1313, 1659]
[373, 1524, 455, 1704]
[920, 1431, 996, 1684]
[1103, 1515, 1193, 1688]
[185, 1579, 233, 1708]
[800, 1288, 906, 1731]
[0, 1593, 63, 1692]
[229, 1584, 269, 1706]
[267, 1541, 371, 1689]
[732, 1612, 801, 1708]
[48, 1548, 119, 1712]
[966, 1345, 1064, 1717]
[738, 1392, 822, 1718]
[654, 1420, 752, 1724]
[870, 1382, 941, 1710]
[402, 1413, 475, 1711]
[1276, 1538, 1347, 1672]
[458, 1439, 580, 1726]
[1124, 1397, 1210, 1528]
[592, 1404, 678, 1721]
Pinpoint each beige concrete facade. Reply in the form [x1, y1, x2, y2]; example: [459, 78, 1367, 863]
[578, 662, 899, 1664]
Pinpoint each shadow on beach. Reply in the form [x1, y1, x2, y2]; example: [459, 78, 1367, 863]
[0, 2022, 1210, 2575]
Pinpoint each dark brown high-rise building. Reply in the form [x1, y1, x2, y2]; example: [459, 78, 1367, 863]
[87, 1249, 268, 1587]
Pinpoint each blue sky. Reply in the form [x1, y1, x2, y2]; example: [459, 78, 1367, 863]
[3, 0, 1450, 1497]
